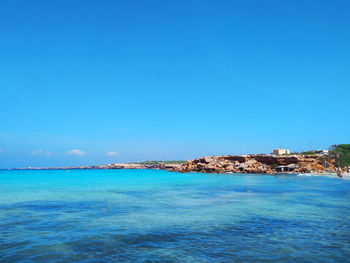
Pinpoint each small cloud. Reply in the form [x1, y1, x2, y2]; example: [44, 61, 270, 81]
[66, 149, 86, 156]
[0, 149, 3, 153]
[31, 149, 44, 155]
[32, 149, 51, 157]
[106, 151, 118, 157]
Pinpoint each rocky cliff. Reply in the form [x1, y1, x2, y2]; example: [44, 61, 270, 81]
[14, 155, 335, 174]
[168, 154, 335, 174]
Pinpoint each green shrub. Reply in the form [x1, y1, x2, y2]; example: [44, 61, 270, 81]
[301, 150, 318, 155]
[270, 163, 279, 169]
[329, 144, 350, 168]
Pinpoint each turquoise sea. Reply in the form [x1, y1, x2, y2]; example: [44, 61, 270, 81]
[0, 169, 349, 262]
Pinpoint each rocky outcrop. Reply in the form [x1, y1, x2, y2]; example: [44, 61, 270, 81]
[169, 154, 336, 174]
[14, 155, 335, 175]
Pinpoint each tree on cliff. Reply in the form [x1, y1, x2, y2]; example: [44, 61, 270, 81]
[329, 144, 350, 168]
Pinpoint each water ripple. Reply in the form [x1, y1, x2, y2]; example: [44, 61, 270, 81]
[0, 169, 349, 262]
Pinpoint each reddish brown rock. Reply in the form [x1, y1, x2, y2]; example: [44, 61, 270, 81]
[170, 154, 336, 174]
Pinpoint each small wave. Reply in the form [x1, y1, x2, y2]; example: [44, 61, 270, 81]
[298, 173, 350, 180]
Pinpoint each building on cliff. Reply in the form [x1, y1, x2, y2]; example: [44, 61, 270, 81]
[273, 149, 290, 155]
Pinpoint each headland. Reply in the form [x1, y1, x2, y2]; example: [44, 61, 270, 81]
[11, 153, 341, 175]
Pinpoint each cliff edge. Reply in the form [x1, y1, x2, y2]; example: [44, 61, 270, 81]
[168, 154, 336, 174]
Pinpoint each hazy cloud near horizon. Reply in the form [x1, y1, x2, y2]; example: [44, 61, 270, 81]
[31, 149, 51, 157]
[66, 149, 86, 156]
[106, 151, 118, 156]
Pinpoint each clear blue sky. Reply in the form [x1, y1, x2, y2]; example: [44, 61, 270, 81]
[0, 0, 349, 168]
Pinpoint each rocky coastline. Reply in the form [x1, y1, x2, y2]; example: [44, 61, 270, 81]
[167, 154, 337, 174]
[12, 153, 337, 175]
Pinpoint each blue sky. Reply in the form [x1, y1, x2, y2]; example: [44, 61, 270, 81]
[0, 0, 349, 168]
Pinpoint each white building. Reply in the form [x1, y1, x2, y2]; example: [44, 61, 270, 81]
[273, 149, 290, 155]
[318, 150, 329, 154]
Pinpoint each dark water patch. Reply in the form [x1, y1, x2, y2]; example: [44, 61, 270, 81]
[236, 216, 311, 236]
[192, 218, 350, 262]
[0, 200, 142, 217]
[1, 221, 350, 262]
[0, 200, 108, 212]
[0, 200, 144, 218]
[1, 233, 183, 262]
[108, 189, 157, 199]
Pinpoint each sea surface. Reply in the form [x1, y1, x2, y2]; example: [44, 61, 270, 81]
[0, 169, 349, 262]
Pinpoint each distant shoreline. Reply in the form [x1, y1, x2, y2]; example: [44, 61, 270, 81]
[3, 168, 350, 180]
[4, 153, 345, 175]
[6, 162, 182, 171]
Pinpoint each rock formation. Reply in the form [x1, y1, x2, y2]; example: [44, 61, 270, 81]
[14, 154, 335, 175]
[168, 154, 336, 174]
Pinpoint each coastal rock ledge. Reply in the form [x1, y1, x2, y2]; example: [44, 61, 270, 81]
[167, 154, 336, 174]
[14, 154, 336, 175]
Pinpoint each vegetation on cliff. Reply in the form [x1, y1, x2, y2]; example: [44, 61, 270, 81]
[329, 144, 350, 168]
[301, 150, 320, 155]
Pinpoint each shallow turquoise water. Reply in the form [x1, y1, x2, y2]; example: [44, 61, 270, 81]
[0, 169, 349, 262]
